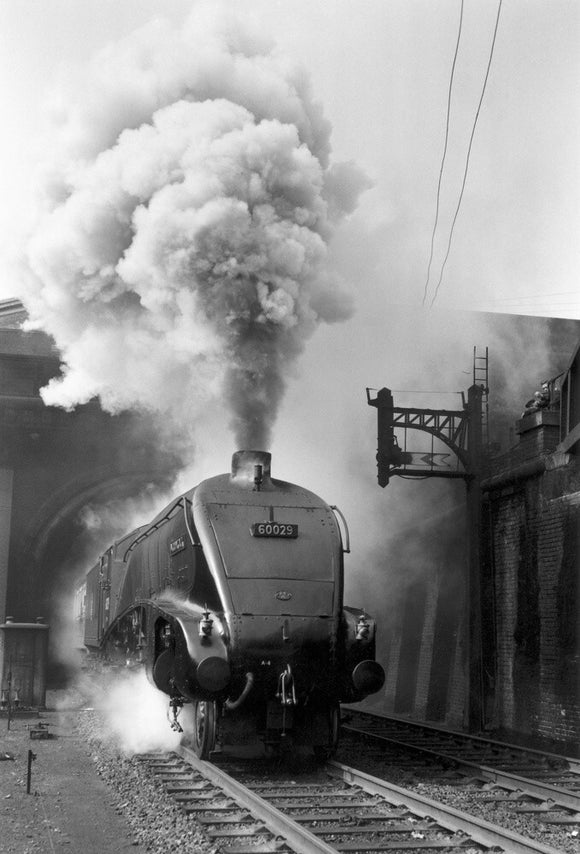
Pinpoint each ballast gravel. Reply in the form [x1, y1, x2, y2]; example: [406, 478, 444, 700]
[82, 707, 580, 854]
[2, 690, 577, 854]
[338, 738, 580, 854]
[77, 712, 218, 854]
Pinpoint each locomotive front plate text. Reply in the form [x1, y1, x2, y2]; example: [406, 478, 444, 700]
[250, 522, 298, 538]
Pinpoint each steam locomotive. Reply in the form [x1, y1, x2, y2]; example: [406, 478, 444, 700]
[78, 451, 385, 759]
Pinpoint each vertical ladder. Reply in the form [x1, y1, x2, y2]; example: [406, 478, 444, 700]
[473, 346, 489, 449]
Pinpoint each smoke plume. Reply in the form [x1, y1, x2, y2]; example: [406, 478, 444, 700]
[18, 2, 369, 449]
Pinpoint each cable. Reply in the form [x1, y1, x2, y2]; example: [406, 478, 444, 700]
[430, 0, 503, 307]
[422, 0, 465, 306]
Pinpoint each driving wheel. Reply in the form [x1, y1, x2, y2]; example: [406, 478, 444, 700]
[191, 700, 217, 759]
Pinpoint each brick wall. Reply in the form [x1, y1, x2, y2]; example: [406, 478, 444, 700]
[537, 495, 580, 749]
[490, 492, 520, 733]
[485, 412, 580, 752]
[378, 411, 579, 752]
[382, 611, 403, 709]
[446, 622, 466, 729]
[414, 577, 439, 718]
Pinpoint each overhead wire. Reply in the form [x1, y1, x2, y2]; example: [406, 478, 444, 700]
[422, 0, 465, 307]
[426, 0, 504, 307]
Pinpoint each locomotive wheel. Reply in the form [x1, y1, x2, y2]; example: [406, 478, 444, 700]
[313, 701, 340, 762]
[191, 700, 217, 759]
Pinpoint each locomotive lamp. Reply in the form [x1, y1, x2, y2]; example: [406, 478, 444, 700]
[0, 689, 7, 709]
[199, 609, 214, 641]
[162, 624, 173, 648]
[356, 614, 370, 641]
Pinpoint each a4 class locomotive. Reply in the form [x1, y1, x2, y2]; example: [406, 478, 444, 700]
[78, 451, 385, 758]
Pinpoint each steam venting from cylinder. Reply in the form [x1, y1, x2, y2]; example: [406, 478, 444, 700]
[17, 1, 370, 451]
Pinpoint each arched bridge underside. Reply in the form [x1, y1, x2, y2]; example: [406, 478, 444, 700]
[0, 322, 183, 637]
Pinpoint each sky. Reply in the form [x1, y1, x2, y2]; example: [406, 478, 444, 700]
[0, 0, 578, 317]
[0, 0, 579, 611]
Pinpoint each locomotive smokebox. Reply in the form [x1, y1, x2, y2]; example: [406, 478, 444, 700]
[231, 450, 272, 488]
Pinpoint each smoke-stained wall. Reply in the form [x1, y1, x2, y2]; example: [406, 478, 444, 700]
[366, 475, 469, 727]
[486, 412, 580, 751]
[374, 330, 580, 751]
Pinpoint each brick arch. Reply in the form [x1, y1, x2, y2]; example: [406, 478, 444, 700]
[7, 467, 175, 627]
[0, 304, 185, 690]
[27, 469, 170, 565]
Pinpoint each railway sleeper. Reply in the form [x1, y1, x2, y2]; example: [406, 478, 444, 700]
[164, 781, 211, 792]
[320, 841, 468, 851]
[536, 813, 580, 825]
[299, 810, 413, 822]
[182, 800, 236, 812]
[220, 846, 293, 854]
[302, 811, 415, 822]
[196, 813, 256, 824]
[308, 821, 435, 835]
[273, 798, 379, 809]
[254, 789, 350, 799]
[205, 825, 270, 838]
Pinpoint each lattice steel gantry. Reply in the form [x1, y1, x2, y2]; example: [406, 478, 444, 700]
[367, 380, 486, 733]
[366, 386, 485, 485]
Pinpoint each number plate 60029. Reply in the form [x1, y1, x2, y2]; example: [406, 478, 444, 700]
[250, 522, 298, 538]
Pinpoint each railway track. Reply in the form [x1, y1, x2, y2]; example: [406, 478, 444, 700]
[339, 708, 580, 850]
[137, 745, 568, 853]
[341, 709, 580, 784]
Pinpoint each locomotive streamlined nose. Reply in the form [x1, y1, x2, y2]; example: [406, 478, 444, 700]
[352, 660, 386, 697]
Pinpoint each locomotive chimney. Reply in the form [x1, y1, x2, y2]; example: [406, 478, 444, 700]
[231, 450, 272, 488]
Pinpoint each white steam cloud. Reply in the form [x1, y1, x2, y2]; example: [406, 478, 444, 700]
[93, 669, 189, 756]
[18, 2, 370, 449]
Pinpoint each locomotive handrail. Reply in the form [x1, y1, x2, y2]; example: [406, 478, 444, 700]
[123, 504, 179, 559]
[330, 504, 350, 554]
[181, 497, 201, 547]
[123, 495, 198, 560]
